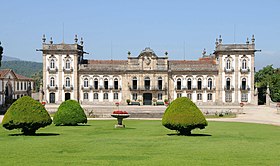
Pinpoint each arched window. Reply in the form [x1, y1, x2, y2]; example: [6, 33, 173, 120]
[226, 59, 231, 70]
[65, 59, 71, 69]
[197, 78, 202, 90]
[103, 93, 108, 99]
[242, 78, 246, 90]
[114, 78, 118, 90]
[104, 78, 108, 89]
[65, 77, 70, 87]
[93, 93, 98, 99]
[84, 78, 88, 87]
[158, 77, 162, 90]
[226, 78, 231, 90]
[132, 77, 137, 90]
[187, 78, 192, 90]
[242, 59, 247, 69]
[50, 59, 55, 69]
[94, 78, 98, 89]
[50, 77, 55, 87]
[177, 78, 181, 90]
[208, 78, 213, 90]
[144, 77, 150, 90]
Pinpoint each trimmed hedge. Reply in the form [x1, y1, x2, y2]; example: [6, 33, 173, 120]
[162, 97, 208, 135]
[53, 100, 87, 126]
[2, 96, 52, 135]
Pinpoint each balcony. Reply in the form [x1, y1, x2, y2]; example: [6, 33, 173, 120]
[224, 67, 234, 73]
[47, 84, 58, 91]
[63, 85, 73, 91]
[175, 86, 183, 91]
[81, 85, 93, 91]
[240, 68, 250, 74]
[206, 86, 216, 91]
[63, 67, 73, 73]
[47, 67, 58, 73]
[224, 85, 234, 91]
[240, 85, 250, 91]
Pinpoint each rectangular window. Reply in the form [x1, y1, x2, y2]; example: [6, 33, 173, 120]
[207, 93, 212, 101]
[241, 93, 248, 102]
[24, 82, 27, 90]
[177, 93, 182, 98]
[158, 93, 162, 100]
[84, 93, 88, 100]
[21, 82, 23, 90]
[94, 93, 98, 99]
[187, 93, 192, 100]
[104, 93, 108, 100]
[114, 93, 118, 100]
[132, 93, 137, 101]
[225, 92, 232, 102]
[197, 93, 202, 101]
[17, 82, 19, 91]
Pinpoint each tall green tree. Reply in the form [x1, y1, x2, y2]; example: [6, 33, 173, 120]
[0, 42, 3, 67]
[255, 65, 280, 104]
[31, 70, 43, 92]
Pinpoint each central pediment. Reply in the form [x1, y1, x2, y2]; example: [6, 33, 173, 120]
[138, 47, 158, 59]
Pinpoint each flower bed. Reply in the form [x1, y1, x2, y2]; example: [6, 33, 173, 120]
[112, 110, 128, 114]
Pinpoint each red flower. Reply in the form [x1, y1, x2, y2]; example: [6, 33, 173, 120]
[113, 110, 128, 114]
[41, 101, 46, 105]
[115, 102, 120, 106]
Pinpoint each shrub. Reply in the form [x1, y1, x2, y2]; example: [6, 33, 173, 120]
[162, 97, 208, 135]
[2, 96, 52, 135]
[53, 100, 87, 126]
[126, 99, 131, 105]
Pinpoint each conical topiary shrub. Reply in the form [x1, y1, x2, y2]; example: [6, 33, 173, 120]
[53, 100, 87, 126]
[162, 97, 208, 135]
[2, 96, 52, 135]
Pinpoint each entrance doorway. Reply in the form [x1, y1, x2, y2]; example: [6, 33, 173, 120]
[65, 93, 71, 101]
[143, 93, 152, 105]
[50, 93, 55, 103]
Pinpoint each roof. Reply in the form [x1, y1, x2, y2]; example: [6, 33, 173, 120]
[87, 60, 127, 65]
[0, 69, 33, 80]
[168, 57, 218, 71]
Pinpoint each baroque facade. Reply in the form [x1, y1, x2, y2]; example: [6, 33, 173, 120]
[40, 35, 258, 106]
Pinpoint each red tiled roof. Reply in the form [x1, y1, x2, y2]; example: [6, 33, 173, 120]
[15, 73, 33, 80]
[0, 69, 11, 78]
[87, 60, 127, 65]
[0, 69, 33, 80]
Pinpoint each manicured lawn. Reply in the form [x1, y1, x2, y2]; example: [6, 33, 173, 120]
[1, 120, 280, 165]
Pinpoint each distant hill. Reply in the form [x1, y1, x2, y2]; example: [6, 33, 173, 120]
[2, 55, 21, 61]
[0, 61, 42, 78]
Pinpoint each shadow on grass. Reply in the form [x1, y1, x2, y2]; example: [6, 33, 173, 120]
[55, 124, 91, 127]
[9, 133, 60, 136]
[167, 133, 212, 137]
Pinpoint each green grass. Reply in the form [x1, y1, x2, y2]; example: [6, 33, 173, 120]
[1, 120, 280, 165]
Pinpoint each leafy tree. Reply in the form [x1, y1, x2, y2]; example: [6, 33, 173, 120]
[255, 65, 280, 104]
[2, 96, 52, 135]
[31, 70, 43, 92]
[53, 100, 87, 126]
[0, 43, 3, 67]
[162, 97, 208, 135]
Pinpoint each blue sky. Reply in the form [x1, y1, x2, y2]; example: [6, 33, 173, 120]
[0, 0, 280, 70]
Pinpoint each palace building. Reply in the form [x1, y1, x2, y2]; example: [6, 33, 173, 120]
[40, 35, 258, 106]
